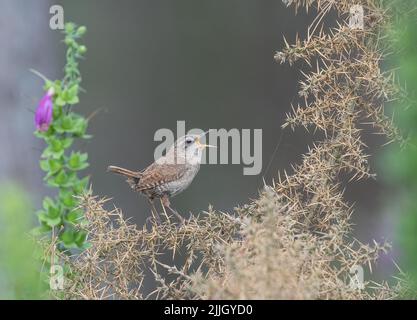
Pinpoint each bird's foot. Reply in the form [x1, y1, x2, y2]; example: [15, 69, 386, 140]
[168, 206, 185, 225]
[161, 196, 185, 225]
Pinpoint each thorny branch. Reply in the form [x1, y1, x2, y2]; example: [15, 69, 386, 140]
[51, 0, 415, 300]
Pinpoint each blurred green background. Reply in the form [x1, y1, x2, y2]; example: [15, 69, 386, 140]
[1, 0, 414, 289]
[383, 0, 417, 288]
[0, 184, 44, 299]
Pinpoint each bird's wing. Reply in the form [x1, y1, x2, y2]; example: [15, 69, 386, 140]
[136, 162, 188, 192]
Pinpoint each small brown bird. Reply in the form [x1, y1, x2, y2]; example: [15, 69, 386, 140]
[108, 132, 215, 222]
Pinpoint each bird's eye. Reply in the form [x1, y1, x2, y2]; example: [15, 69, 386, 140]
[185, 138, 193, 145]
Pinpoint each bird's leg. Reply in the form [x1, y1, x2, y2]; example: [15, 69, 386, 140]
[159, 198, 171, 223]
[147, 198, 161, 224]
[168, 206, 185, 224]
[162, 195, 184, 223]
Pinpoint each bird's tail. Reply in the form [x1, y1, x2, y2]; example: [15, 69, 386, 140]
[108, 165, 142, 191]
[107, 165, 141, 179]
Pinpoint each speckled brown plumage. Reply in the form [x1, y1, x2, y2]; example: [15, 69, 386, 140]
[108, 162, 196, 199]
[108, 134, 215, 222]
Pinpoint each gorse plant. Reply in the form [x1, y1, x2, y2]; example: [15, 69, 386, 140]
[34, 22, 90, 251]
[47, 3, 415, 300]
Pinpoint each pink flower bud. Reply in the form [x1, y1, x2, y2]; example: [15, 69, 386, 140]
[35, 88, 54, 132]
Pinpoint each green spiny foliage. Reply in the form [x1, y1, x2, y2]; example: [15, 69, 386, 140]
[34, 22, 90, 251]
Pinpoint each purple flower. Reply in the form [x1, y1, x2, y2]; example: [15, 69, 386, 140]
[35, 88, 54, 132]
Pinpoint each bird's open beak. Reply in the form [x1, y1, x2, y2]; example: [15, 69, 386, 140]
[196, 131, 217, 149]
[196, 138, 216, 149]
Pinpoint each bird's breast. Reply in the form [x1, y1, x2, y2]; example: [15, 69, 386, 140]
[158, 164, 200, 197]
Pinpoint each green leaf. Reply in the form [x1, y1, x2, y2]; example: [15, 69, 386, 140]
[67, 84, 79, 105]
[65, 209, 83, 224]
[40, 198, 62, 226]
[74, 230, 87, 247]
[44, 216, 62, 228]
[55, 170, 68, 185]
[62, 115, 74, 131]
[54, 114, 75, 133]
[80, 153, 88, 162]
[48, 159, 63, 174]
[40, 160, 49, 172]
[60, 189, 78, 208]
[80, 242, 92, 250]
[72, 117, 88, 137]
[42, 147, 63, 160]
[59, 229, 81, 249]
[55, 96, 66, 107]
[65, 22, 75, 34]
[49, 137, 63, 153]
[42, 197, 56, 211]
[59, 229, 76, 247]
[73, 176, 89, 194]
[52, 80, 62, 94]
[31, 224, 52, 236]
[47, 205, 61, 219]
[58, 84, 80, 105]
[68, 152, 80, 169]
[37, 210, 61, 228]
[68, 152, 89, 171]
[52, 104, 63, 119]
[42, 137, 65, 159]
[42, 159, 64, 179]
[68, 84, 79, 97]
[37, 210, 48, 222]
[34, 130, 48, 139]
[67, 96, 79, 105]
[62, 138, 74, 149]
[76, 26, 87, 36]
[47, 170, 71, 187]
